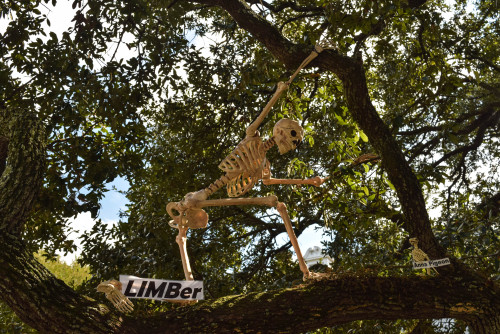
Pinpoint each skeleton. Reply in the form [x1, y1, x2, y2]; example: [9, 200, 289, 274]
[167, 45, 326, 283]
[97, 280, 134, 313]
[409, 237, 438, 275]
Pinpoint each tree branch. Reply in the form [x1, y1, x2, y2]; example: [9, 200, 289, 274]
[279, 13, 322, 32]
[246, 0, 323, 13]
[432, 109, 500, 168]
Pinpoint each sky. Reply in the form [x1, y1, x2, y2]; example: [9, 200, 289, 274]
[1, 1, 329, 264]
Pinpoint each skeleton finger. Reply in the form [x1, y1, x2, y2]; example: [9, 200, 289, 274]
[107, 294, 120, 305]
[118, 301, 134, 313]
[123, 300, 134, 312]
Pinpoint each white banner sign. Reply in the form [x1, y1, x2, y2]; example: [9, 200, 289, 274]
[119, 275, 204, 301]
[412, 258, 451, 269]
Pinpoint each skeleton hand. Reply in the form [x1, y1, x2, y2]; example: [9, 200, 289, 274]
[310, 176, 328, 187]
[97, 280, 134, 313]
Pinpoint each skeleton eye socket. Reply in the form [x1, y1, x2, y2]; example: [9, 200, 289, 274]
[291, 130, 297, 137]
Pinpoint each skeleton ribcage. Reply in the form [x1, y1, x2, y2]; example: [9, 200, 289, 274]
[218, 137, 265, 197]
[412, 248, 429, 262]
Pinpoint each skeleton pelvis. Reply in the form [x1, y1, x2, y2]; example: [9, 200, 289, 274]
[185, 208, 209, 229]
[166, 202, 208, 229]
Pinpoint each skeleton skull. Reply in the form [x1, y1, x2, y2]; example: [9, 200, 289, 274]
[273, 119, 304, 154]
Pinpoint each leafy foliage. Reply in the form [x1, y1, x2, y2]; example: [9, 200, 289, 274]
[0, 0, 498, 332]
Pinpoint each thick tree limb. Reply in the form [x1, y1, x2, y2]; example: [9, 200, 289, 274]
[0, 111, 46, 234]
[122, 273, 498, 333]
[0, 234, 124, 334]
[2, 224, 498, 333]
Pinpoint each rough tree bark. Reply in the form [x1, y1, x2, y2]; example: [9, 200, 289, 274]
[0, 1, 499, 333]
[0, 111, 123, 332]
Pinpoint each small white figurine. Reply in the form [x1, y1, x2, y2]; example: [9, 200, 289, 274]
[409, 237, 438, 275]
[167, 45, 326, 282]
[97, 280, 134, 313]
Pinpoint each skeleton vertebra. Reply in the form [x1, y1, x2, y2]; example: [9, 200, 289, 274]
[97, 280, 134, 313]
[167, 45, 326, 286]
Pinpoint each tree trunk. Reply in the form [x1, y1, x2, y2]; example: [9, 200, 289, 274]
[0, 111, 46, 234]
[469, 315, 500, 334]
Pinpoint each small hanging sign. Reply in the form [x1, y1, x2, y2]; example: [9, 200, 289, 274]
[412, 258, 451, 269]
[119, 275, 204, 301]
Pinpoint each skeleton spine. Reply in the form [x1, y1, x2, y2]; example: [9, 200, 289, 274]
[262, 137, 276, 152]
[204, 174, 232, 197]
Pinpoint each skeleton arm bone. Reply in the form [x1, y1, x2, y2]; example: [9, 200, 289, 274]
[286, 44, 324, 84]
[262, 176, 328, 187]
[246, 82, 288, 136]
[262, 165, 327, 187]
[246, 45, 324, 137]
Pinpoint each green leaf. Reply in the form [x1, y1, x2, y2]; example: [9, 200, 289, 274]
[385, 179, 396, 191]
[362, 186, 369, 196]
[334, 113, 347, 125]
[359, 131, 368, 142]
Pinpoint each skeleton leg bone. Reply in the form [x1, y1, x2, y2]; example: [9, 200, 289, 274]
[170, 196, 313, 281]
[196, 196, 278, 208]
[196, 197, 313, 280]
[168, 196, 279, 282]
[276, 202, 311, 280]
[176, 225, 194, 281]
[97, 280, 134, 313]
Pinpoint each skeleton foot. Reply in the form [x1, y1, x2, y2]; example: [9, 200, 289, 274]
[97, 280, 134, 313]
[304, 271, 329, 281]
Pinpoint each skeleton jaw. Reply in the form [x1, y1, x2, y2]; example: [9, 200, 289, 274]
[276, 138, 295, 154]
